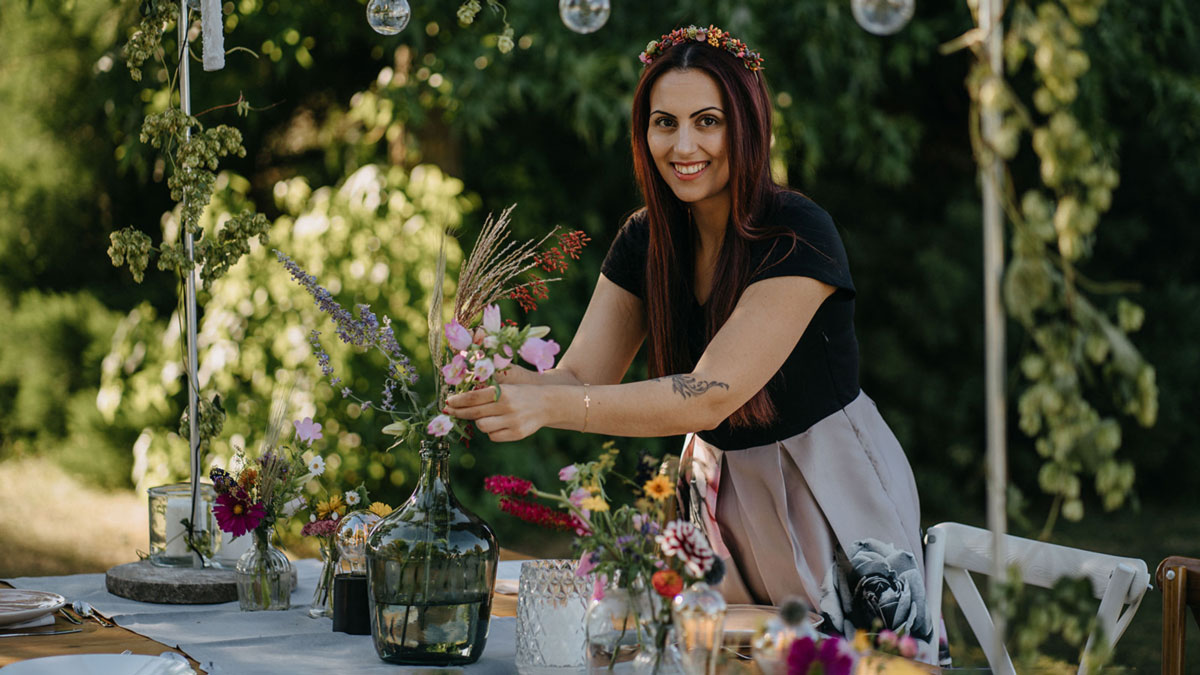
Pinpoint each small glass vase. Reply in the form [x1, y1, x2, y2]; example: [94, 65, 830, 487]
[585, 582, 682, 674]
[308, 542, 337, 618]
[366, 440, 499, 666]
[236, 527, 292, 611]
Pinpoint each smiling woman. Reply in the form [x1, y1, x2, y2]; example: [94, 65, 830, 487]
[443, 23, 932, 659]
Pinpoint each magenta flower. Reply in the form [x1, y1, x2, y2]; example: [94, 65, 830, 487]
[816, 636, 856, 675]
[292, 417, 323, 445]
[787, 636, 818, 674]
[427, 413, 454, 437]
[213, 492, 266, 538]
[519, 337, 560, 372]
[473, 357, 495, 382]
[445, 319, 472, 351]
[559, 464, 578, 482]
[482, 304, 501, 332]
[442, 354, 468, 385]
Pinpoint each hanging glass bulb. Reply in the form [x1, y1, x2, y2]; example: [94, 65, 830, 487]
[851, 0, 915, 36]
[367, 0, 411, 36]
[559, 0, 610, 34]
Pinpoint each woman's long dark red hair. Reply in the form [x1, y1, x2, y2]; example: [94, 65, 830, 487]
[631, 39, 791, 428]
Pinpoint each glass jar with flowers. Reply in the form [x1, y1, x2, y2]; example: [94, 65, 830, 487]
[210, 402, 328, 611]
[486, 444, 724, 674]
[277, 206, 589, 664]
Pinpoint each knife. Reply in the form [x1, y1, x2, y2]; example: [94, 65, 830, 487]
[0, 628, 83, 638]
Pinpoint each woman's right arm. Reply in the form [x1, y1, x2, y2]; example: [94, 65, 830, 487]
[499, 274, 646, 387]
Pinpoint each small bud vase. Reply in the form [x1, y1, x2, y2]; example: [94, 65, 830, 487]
[307, 542, 337, 618]
[236, 526, 292, 611]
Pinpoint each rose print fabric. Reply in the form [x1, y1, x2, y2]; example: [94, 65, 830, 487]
[682, 391, 933, 654]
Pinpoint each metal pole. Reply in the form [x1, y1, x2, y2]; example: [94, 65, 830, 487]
[979, 0, 1008, 664]
[178, 0, 205, 568]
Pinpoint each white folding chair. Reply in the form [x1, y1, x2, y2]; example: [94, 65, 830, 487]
[920, 521, 1150, 673]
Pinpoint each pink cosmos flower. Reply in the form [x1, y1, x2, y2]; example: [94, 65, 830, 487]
[482, 304, 501, 332]
[442, 354, 468, 385]
[445, 319, 472, 351]
[575, 550, 598, 578]
[568, 487, 590, 508]
[473, 357, 495, 382]
[558, 464, 578, 482]
[427, 414, 454, 437]
[213, 492, 266, 538]
[519, 337, 560, 372]
[292, 417, 323, 445]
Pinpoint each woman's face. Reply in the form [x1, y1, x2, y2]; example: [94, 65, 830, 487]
[647, 69, 731, 215]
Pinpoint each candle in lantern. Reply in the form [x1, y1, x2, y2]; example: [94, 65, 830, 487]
[164, 496, 192, 557]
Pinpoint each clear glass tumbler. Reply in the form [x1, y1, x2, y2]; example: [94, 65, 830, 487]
[515, 558, 592, 674]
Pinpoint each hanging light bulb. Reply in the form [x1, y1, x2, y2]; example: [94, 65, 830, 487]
[366, 0, 411, 36]
[851, 0, 915, 36]
[559, 0, 610, 34]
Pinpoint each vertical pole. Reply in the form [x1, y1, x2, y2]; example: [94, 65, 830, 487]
[178, 0, 205, 568]
[979, 0, 1008, 660]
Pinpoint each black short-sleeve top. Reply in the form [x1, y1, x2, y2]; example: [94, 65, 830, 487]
[600, 191, 861, 450]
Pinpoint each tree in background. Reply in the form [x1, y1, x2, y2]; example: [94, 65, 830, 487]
[0, 0, 1197, 552]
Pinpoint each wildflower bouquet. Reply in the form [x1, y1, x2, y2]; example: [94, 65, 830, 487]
[209, 412, 327, 541]
[486, 444, 723, 654]
[277, 205, 588, 446]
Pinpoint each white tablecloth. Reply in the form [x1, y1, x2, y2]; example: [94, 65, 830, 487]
[6, 559, 526, 674]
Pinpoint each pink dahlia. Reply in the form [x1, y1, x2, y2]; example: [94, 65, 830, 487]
[213, 492, 266, 538]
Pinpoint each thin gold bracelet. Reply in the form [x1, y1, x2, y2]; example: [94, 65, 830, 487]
[581, 383, 591, 433]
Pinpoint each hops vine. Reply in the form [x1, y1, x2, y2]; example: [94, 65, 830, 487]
[953, 0, 1157, 525]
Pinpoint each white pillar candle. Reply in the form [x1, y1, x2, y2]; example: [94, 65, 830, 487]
[219, 529, 254, 562]
[164, 497, 192, 557]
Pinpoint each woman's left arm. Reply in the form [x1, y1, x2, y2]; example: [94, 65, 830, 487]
[445, 276, 835, 441]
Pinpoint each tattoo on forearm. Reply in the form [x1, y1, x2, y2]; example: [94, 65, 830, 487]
[666, 375, 730, 399]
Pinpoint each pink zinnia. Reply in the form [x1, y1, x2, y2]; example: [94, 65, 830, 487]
[213, 492, 266, 538]
[484, 475, 533, 497]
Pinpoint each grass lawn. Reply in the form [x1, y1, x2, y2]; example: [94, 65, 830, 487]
[2, 456, 1196, 672]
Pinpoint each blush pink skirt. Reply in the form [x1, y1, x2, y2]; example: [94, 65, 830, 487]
[681, 391, 933, 649]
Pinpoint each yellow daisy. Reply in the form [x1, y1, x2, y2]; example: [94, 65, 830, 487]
[316, 494, 346, 520]
[580, 496, 610, 512]
[643, 475, 674, 502]
[368, 501, 393, 518]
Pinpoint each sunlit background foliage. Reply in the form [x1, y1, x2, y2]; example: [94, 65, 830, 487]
[0, 3, 1197, 660]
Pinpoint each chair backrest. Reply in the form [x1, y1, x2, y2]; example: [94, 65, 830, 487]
[921, 521, 1151, 674]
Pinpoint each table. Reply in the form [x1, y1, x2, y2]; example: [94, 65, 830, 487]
[2, 555, 527, 674]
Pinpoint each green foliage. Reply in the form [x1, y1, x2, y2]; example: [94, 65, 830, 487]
[957, 0, 1158, 525]
[0, 1, 1197, 586]
[999, 568, 1113, 671]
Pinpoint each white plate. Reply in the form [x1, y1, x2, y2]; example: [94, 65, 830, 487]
[0, 654, 194, 675]
[0, 590, 65, 627]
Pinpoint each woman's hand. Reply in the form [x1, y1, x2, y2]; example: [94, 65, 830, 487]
[445, 384, 552, 442]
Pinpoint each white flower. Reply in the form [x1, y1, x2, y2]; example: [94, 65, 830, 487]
[345, 491, 361, 506]
[656, 520, 714, 578]
[282, 497, 306, 517]
[308, 455, 326, 476]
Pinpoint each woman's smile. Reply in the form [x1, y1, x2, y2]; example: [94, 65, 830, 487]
[647, 69, 731, 216]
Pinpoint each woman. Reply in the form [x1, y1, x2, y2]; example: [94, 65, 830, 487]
[446, 25, 932, 647]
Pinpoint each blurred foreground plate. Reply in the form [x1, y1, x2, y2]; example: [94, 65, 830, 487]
[723, 604, 823, 644]
[0, 654, 194, 674]
[0, 590, 65, 627]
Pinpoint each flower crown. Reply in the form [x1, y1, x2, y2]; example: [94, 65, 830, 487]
[638, 25, 764, 72]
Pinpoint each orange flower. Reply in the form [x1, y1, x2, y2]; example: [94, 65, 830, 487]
[652, 569, 683, 598]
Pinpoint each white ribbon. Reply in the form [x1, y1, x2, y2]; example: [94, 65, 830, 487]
[201, 0, 225, 71]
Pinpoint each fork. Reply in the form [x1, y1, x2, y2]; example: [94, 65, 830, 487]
[72, 600, 115, 627]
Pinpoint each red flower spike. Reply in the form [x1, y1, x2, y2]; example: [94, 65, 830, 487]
[498, 497, 575, 531]
[484, 475, 533, 497]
